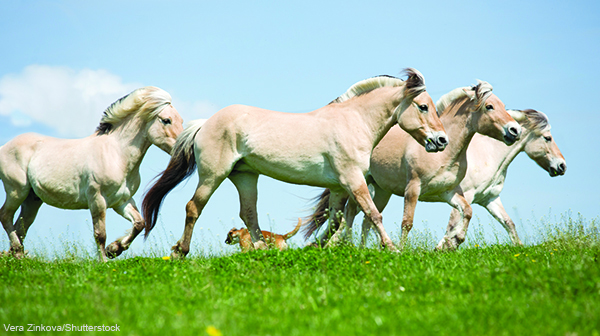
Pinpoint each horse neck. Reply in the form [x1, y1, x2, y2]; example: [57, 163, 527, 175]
[106, 116, 152, 173]
[475, 127, 530, 180]
[354, 86, 406, 148]
[437, 103, 477, 162]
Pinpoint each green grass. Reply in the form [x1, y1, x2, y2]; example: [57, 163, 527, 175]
[1, 215, 599, 336]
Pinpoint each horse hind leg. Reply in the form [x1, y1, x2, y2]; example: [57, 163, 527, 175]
[436, 191, 473, 251]
[0, 185, 31, 258]
[14, 189, 44, 244]
[106, 200, 144, 259]
[228, 172, 266, 249]
[171, 175, 227, 259]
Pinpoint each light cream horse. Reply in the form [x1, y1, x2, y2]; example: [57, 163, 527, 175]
[304, 81, 522, 249]
[0, 87, 183, 261]
[437, 108, 566, 248]
[142, 69, 448, 257]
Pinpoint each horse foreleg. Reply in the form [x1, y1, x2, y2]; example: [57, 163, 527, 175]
[399, 182, 421, 251]
[360, 183, 392, 248]
[484, 197, 523, 246]
[88, 193, 108, 262]
[349, 182, 397, 251]
[107, 200, 144, 258]
[15, 190, 43, 244]
[436, 190, 472, 251]
[229, 172, 266, 249]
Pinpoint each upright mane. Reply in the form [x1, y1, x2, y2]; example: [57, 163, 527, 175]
[329, 68, 426, 104]
[435, 80, 494, 116]
[96, 86, 172, 135]
[508, 109, 551, 133]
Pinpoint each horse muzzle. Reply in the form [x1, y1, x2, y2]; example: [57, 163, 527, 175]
[424, 132, 448, 153]
[502, 122, 522, 145]
[549, 161, 567, 177]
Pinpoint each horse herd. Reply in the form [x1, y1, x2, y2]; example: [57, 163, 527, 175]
[0, 68, 566, 261]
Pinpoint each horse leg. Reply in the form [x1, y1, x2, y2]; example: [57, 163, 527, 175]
[360, 183, 392, 248]
[106, 200, 144, 258]
[340, 198, 359, 243]
[323, 191, 351, 248]
[341, 174, 397, 251]
[228, 172, 266, 249]
[88, 190, 108, 262]
[436, 190, 473, 251]
[171, 175, 226, 259]
[0, 184, 30, 258]
[398, 181, 421, 251]
[14, 189, 44, 244]
[484, 197, 523, 246]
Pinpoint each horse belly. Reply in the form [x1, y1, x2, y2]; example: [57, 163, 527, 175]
[27, 158, 89, 209]
[237, 155, 340, 188]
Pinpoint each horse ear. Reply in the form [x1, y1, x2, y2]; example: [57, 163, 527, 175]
[462, 87, 477, 101]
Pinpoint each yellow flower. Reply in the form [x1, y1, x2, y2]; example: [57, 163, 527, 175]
[475, 244, 479, 247]
[206, 326, 222, 336]
[365, 261, 371, 264]
[112, 269, 116, 272]
[514, 254, 520, 257]
[162, 256, 171, 261]
[532, 260, 536, 262]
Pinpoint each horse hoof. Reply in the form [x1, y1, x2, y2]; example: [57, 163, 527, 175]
[106, 242, 124, 259]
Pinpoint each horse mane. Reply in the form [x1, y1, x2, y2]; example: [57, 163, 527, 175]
[435, 80, 494, 116]
[508, 109, 551, 133]
[329, 68, 426, 104]
[96, 86, 172, 135]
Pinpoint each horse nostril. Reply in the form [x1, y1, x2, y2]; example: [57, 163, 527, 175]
[438, 136, 447, 145]
[559, 163, 566, 173]
[509, 126, 519, 136]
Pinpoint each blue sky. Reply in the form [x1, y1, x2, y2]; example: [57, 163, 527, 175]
[1, 0, 599, 257]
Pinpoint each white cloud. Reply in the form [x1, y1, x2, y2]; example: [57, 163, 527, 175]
[0, 65, 140, 137]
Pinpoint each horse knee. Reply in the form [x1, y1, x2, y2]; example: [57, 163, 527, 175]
[370, 212, 383, 225]
[185, 200, 200, 222]
[463, 205, 473, 221]
[133, 219, 145, 232]
[94, 229, 106, 244]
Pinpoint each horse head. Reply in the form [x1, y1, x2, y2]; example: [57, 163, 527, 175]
[396, 68, 448, 152]
[511, 109, 567, 177]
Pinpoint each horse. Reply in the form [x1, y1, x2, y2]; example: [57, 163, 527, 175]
[142, 68, 448, 257]
[434, 108, 566, 249]
[304, 81, 522, 249]
[0, 86, 183, 261]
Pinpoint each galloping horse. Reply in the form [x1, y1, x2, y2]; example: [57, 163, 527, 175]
[0, 87, 183, 261]
[142, 69, 448, 257]
[305, 81, 522, 249]
[437, 109, 566, 248]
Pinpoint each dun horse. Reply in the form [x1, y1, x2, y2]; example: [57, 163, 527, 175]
[0, 87, 183, 261]
[437, 109, 566, 248]
[305, 81, 522, 249]
[142, 69, 448, 257]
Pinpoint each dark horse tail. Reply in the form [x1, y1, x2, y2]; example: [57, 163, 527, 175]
[302, 188, 332, 239]
[142, 120, 205, 238]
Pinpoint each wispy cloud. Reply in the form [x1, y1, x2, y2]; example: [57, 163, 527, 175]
[0, 65, 140, 137]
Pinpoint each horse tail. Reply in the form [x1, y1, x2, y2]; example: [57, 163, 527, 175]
[283, 218, 303, 240]
[142, 119, 206, 238]
[302, 188, 331, 239]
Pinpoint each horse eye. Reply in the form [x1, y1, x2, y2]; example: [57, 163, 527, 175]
[486, 104, 493, 110]
[419, 104, 428, 112]
[544, 135, 552, 142]
[160, 118, 172, 125]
